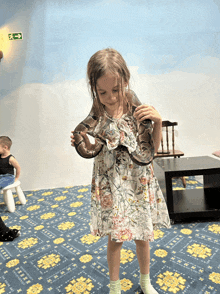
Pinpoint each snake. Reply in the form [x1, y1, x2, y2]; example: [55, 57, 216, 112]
[73, 92, 154, 166]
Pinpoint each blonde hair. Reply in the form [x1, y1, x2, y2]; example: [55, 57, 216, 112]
[0, 136, 12, 149]
[87, 48, 132, 115]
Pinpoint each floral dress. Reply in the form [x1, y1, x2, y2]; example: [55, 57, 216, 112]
[90, 110, 171, 242]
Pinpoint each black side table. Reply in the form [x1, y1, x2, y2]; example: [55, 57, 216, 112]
[153, 156, 220, 222]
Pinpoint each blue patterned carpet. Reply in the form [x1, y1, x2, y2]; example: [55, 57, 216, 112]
[0, 176, 220, 294]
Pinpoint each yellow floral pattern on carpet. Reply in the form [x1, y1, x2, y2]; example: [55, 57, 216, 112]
[79, 254, 93, 263]
[120, 249, 135, 264]
[80, 234, 100, 245]
[154, 229, 165, 240]
[154, 249, 168, 258]
[157, 271, 186, 293]
[42, 191, 53, 196]
[40, 212, 56, 219]
[180, 228, 192, 235]
[17, 237, 38, 249]
[58, 222, 75, 230]
[27, 205, 41, 211]
[26, 284, 43, 294]
[0, 179, 219, 294]
[6, 259, 19, 268]
[120, 278, 133, 291]
[187, 243, 212, 259]
[0, 283, 6, 294]
[209, 272, 220, 284]
[54, 196, 67, 201]
[70, 201, 83, 208]
[65, 277, 94, 294]
[37, 253, 61, 269]
[53, 238, 65, 244]
[208, 224, 220, 234]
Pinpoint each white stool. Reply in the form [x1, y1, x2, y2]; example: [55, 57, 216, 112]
[2, 181, 26, 213]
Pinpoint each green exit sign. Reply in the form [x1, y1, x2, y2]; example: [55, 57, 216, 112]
[8, 32, 23, 40]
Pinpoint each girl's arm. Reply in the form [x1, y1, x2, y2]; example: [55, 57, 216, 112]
[151, 120, 162, 153]
[133, 105, 162, 153]
[9, 157, 21, 181]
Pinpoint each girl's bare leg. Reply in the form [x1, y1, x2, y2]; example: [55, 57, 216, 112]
[107, 234, 123, 281]
[135, 240, 158, 294]
[135, 240, 150, 274]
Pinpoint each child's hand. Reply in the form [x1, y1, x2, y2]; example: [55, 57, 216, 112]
[71, 131, 96, 151]
[133, 105, 162, 124]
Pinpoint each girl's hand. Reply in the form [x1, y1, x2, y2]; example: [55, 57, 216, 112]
[71, 131, 96, 150]
[70, 132, 76, 147]
[133, 105, 162, 124]
[134, 105, 162, 152]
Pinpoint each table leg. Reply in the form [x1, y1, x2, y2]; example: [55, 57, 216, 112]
[165, 176, 174, 213]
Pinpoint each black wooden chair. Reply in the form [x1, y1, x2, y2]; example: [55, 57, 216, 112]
[154, 120, 186, 188]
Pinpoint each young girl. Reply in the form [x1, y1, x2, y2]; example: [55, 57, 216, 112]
[71, 48, 171, 294]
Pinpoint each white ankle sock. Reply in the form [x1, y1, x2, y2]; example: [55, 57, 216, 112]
[109, 280, 121, 294]
[140, 273, 159, 294]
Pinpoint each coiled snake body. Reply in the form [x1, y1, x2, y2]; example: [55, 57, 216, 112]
[73, 92, 154, 166]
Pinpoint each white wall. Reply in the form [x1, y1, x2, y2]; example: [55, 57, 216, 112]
[0, 80, 94, 190]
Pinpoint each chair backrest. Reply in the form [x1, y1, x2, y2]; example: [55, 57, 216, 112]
[159, 120, 178, 154]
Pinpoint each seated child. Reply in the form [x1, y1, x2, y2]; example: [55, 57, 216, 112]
[0, 136, 21, 188]
[0, 136, 21, 241]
